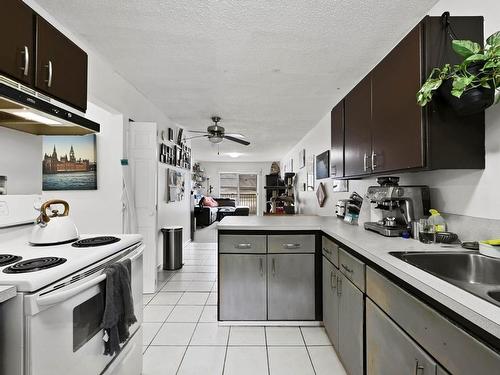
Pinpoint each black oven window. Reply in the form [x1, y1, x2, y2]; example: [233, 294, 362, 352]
[73, 290, 105, 352]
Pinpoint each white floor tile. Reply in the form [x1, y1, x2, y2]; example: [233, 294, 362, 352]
[170, 272, 217, 281]
[167, 305, 203, 322]
[199, 305, 218, 322]
[224, 346, 269, 375]
[180, 265, 217, 273]
[206, 292, 218, 305]
[308, 346, 347, 375]
[150, 292, 183, 305]
[162, 281, 191, 292]
[142, 322, 162, 346]
[300, 327, 332, 346]
[228, 327, 266, 346]
[143, 294, 155, 305]
[178, 292, 210, 305]
[183, 259, 205, 266]
[177, 346, 226, 375]
[267, 347, 315, 375]
[185, 281, 215, 292]
[142, 346, 186, 375]
[151, 323, 196, 346]
[190, 323, 229, 346]
[266, 327, 304, 346]
[143, 305, 174, 322]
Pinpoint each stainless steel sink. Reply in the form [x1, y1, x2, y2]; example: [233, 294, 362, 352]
[391, 251, 500, 307]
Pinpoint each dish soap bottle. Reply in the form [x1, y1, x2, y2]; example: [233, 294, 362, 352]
[428, 209, 446, 232]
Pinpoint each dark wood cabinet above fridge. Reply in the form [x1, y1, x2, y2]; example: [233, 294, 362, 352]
[332, 16, 485, 179]
[0, 0, 88, 112]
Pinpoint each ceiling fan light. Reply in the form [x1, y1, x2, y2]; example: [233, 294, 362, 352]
[208, 135, 223, 143]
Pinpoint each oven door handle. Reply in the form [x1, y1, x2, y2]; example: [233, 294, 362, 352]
[130, 244, 145, 262]
[37, 273, 107, 306]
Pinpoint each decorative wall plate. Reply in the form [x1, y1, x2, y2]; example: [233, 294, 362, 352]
[316, 182, 327, 207]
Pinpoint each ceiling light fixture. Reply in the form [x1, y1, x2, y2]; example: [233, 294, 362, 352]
[226, 152, 243, 158]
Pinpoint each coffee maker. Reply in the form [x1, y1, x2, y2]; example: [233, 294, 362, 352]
[364, 177, 430, 237]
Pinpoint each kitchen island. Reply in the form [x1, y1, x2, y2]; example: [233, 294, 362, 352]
[217, 215, 500, 375]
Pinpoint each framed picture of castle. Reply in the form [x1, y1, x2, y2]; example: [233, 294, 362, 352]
[42, 135, 97, 191]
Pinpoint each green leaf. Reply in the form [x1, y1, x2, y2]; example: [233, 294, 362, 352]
[452, 76, 474, 90]
[465, 53, 487, 62]
[486, 31, 500, 47]
[451, 88, 464, 98]
[452, 40, 481, 58]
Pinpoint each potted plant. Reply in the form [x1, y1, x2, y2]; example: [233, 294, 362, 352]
[417, 31, 500, 116]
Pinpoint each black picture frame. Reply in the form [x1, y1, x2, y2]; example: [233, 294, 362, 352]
[168, 128, 174, 142]
[177, 128, 183, 145]
[315, 150, 330, 180]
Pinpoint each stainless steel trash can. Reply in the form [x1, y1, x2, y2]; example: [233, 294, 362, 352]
[161, 226, 183, 270]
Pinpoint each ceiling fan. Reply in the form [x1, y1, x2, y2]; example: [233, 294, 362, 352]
[186, 116, 250, 146]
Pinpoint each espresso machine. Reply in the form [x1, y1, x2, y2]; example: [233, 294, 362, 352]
[364, 177, 430, 237]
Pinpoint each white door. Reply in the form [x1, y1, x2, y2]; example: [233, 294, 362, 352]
[129, 122, 158, 293]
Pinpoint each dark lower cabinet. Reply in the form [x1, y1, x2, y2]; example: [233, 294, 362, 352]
[0, 0, 35, 85]
[35, 16, 88, 111]
[344, 75, 372, 177]
[336, 16, 485, 178]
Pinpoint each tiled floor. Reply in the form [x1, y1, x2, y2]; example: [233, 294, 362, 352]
[142, 242, 347, 375]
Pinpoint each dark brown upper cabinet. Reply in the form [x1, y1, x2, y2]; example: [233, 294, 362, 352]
[330, 101, 345, 178]
[36, 16, 88, 111]
[371, 24, 424, 173]
[0, 0, 35, 85]
[335, 15, 485, 179]
[344, 75, 372, 177]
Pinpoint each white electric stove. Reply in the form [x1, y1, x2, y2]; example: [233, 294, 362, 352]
[0, 196, 144, 375]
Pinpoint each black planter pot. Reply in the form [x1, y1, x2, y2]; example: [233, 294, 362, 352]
[438, 62, 495, 116]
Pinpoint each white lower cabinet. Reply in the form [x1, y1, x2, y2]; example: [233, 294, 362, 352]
[366, 299, 437, 375]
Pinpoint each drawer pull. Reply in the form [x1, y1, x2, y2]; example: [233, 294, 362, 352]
[235, 243, 252, 249]
[283, 243, 301, 249]
[341, 264, 354, 274]
[323, 247, 332, 254]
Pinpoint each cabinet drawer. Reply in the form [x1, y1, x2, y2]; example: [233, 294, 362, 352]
[268, 234, 315, 253]
[322, 236, 339, 267]
[339, 248, 365, 291]
[366, 267, 500, 375]
[219, 235, 267, 253]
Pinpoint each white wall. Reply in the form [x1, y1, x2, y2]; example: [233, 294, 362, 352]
[0, 127, 42, 195]
[282, 0, 500, 221]
[197, 161, 273, 215]
[42, 103, 124, 233]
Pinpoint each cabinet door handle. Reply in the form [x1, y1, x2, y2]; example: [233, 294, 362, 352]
[363, 153, 368, 172]
[371, 151, 377, 170]
[341, 263, 354, 275]
[414, 360, 425, 375]
[337, 275, 342, 296]
[330, 271, 337, 290]
[259, 258, 264, 276]
[271, 258, 276, 277]
[282, 243, 301, 249]
[235, 243, 252, 249]
[45, 60, 53, 87]
[21, 46, 29, 76]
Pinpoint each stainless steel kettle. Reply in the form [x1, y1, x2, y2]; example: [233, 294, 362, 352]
[30, 199, 79, 245]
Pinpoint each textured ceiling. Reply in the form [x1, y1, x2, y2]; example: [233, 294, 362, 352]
[35, 0, 437, 161]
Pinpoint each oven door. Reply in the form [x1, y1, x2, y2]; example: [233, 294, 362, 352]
[23, 244, 144, 375]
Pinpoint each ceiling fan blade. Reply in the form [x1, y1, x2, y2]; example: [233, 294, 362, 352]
[187, 130, 208, 133]
[185, 134, 208, 140]
[224, 133, 246, 139]
[224, 135, 250, 146]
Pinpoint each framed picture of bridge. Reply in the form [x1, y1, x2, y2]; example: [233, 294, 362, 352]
[42, 135, 97, 191]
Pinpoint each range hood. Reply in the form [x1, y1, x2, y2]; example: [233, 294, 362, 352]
[0, 75, 99, 135]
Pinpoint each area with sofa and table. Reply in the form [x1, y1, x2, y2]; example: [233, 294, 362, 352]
[194, 197, 250, 227]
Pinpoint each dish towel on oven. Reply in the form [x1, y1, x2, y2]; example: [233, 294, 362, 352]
[101, 259, 137, 356]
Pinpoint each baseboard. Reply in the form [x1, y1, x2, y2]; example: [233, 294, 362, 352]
[218, 321, 322, 327]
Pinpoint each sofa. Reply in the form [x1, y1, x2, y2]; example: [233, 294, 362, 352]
[195, 197, 249, 227]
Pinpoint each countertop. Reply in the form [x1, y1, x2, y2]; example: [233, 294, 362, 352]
[0, 285, 16, 303]
[218, 215, 500, 342]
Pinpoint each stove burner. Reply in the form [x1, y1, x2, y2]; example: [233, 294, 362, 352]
[3, 257, 67, 274]
[0, 254, 22, 267]
[71, 236, 121, 248]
